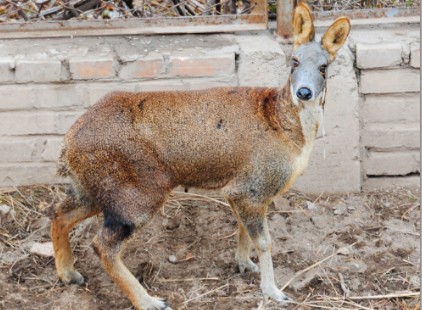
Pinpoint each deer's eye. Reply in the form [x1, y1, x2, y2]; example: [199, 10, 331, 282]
[292, 58, 300, 68]
[320, 65, 327, 77]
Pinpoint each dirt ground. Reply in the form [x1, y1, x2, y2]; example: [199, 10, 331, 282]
[0, 184, 420, 310]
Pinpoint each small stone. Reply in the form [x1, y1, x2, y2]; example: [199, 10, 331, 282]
[168, 255, 177, 264]
[383, 202, 391, 208]
[347, 260, 368, 273]
[0, 204, 11, 216]
[333, 204, 347, 215]
[334, 209, 344, 215]
[380, 235, 393, 246]
[30, 242, 55, 257]
[337, 247, 350, 256]
[306, 201, 316, 210]
[163, 218, 179, 231]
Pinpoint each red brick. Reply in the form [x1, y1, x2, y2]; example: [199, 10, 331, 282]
[119, 57, 164, 79]
[168, 54, 235, 77]
[69, 57, 115, 80]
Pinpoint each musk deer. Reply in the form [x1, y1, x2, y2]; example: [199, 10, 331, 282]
[51, 4, 350, 309]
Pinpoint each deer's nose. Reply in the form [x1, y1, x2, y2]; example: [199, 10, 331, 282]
[296, 87, 313, 101]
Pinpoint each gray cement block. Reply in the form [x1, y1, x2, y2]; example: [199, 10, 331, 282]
[0, 111, 83, 136]
[0, 84, 89, 111]
[362, 124, 420, 149]
[236, 33, 289, 87]
[88, 82, 139, 105]
[0, 137, 64, 163]
[0, 163, 61, 187]
[41, 137, 64, 162]
[364, 150, 420, 176]
[356, 42, 403, 69]
[0, 58, 14, 83]
[15, 59, 62, 83]
[363, 93, 420, 124]
[0, 138, 38, 162]
[360, 68, 420, 94]
[410, 42, 420, 68]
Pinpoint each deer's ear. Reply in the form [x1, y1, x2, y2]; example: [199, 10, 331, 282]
[321, 17, 351, 61]
[292, 3, 315, 49]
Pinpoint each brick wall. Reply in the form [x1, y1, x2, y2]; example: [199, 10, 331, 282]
[0, 36, 240, 187]
[357, 41, 420, 190]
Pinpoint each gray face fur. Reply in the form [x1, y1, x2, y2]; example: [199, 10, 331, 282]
[290, 41, 330, 105]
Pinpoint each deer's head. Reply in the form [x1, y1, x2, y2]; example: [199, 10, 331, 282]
[290, 3, 350, 106]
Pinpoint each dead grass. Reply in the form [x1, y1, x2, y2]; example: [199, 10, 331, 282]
[0, 0, 419, 23]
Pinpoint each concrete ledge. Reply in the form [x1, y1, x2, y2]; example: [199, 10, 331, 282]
[363, 176, 420, 191]
[364, 150, 420, 176]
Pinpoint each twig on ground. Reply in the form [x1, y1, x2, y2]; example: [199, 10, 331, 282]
[384, 226, 420, 236]
[173, 191, 230, 207]
[281, 242, 357, 291]
[342, 291, 420, 300]
[401, 202, 420, 220]
[339, 272, 351, 297]
[182, 283, 229, 304]
[158, 277, 219, 282]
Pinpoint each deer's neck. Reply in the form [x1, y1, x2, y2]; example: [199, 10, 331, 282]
[278, 81, 325, 179]
[297, 97, 324, 145]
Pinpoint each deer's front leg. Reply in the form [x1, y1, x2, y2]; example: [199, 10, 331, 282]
[228, 196, 289, 303]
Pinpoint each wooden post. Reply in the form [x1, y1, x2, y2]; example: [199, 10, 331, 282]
[276, 0, 295, 42]
[254, 0, 268, 22]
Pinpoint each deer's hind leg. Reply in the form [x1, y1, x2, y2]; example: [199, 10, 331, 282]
[229, 206, 259, 273]
[91, 178, 172, 310]
[51, 193, 100, 285]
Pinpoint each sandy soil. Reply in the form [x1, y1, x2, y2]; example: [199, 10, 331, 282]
[0, 185, 420, 310]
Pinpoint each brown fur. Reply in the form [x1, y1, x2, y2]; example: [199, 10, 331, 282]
[51, 4, 350, 310]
